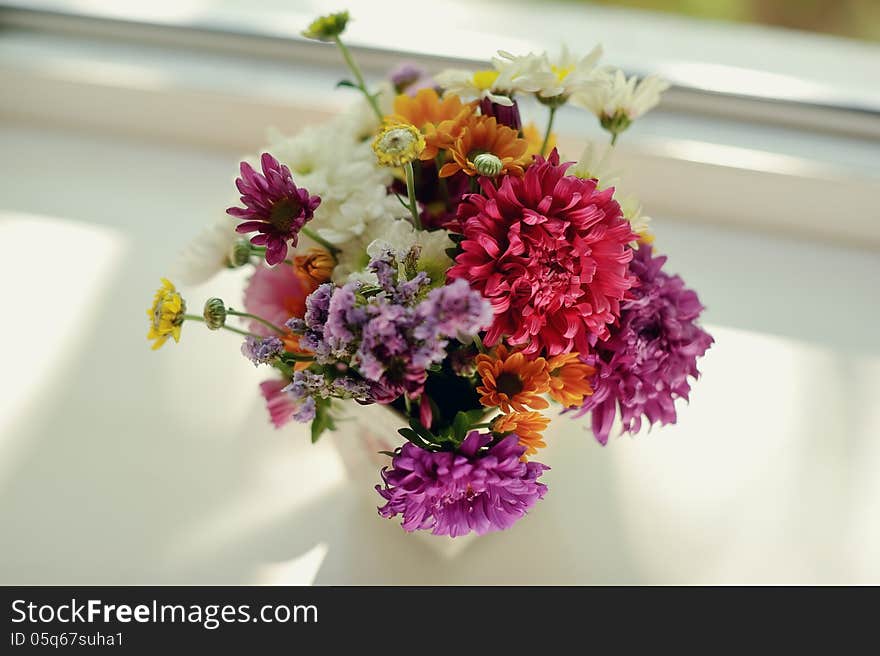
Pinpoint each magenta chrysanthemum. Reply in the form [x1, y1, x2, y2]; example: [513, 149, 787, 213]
[574, 244, 714, 445]
[377, 432, 549, 537]
[448, 149, 636, 356]
[227, 153, 321, 266]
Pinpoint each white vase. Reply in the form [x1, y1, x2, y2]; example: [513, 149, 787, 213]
[328, 402, 479, 559]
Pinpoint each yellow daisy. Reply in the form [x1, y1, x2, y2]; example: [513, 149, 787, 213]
[147, 278, 186, 350]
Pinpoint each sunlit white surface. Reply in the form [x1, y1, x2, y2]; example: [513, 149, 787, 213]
[0, 123, 878, 584]
[0, 213, 125, 478]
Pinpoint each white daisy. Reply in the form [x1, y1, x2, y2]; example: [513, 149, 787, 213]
[171, 217, 239, 285]
[497, 45, 603, 101]
[570, 141, 621, 190]
[433, 68, 514, 106]
[619, 196, 653, 244]
[573, 69, 670, 124]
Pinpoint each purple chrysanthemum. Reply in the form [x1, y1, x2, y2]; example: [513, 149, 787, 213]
[227, 153, 321, 265]
[574, 244, 714, 445]
[377, 432, 549, 537]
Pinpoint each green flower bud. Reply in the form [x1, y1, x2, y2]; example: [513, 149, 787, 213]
[473, 153, 504, 177]
[302, 11, 349, 41]
[600, 110, 632, 139]
[228, 239, 252, 268]
[203, 298, 227, 330]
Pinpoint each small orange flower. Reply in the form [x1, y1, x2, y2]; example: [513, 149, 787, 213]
[294, 248, 334, 286]
[476, 345, 550, 412]
[389, 88, 477, 160]
[522, 122, 556, 160]
[547, 352, 595, 408]
[493, 411, 550, 456]
[439, 115, 529, 178]
[281, 333, 313, 371]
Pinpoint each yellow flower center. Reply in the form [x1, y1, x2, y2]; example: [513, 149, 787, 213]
[472, 70, 500, 91]
[551, 64, 574, 82]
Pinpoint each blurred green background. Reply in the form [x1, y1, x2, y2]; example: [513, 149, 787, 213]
[582, 0, 880, 41]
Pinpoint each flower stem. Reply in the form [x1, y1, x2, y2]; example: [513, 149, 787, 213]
[540, 106, 557, 157]
[473, 334, 488, 354]
[470, 422, 493, 430]
[226, 308, 287, 335]
[404, 162, 422, 231]
[183, 314, 257, 338]
[300, 227, 340, 258]
[610, 131, 620, 146]
[333, 35, 383, 121]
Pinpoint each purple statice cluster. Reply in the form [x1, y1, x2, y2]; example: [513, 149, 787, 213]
[241, 335, 284, 366]
[389, 62, 436, 96]
[575, 244, 714, 444]
[377, 431, 549, 536]
[288, 248, 492, 407]
[283, 369, 372, 422]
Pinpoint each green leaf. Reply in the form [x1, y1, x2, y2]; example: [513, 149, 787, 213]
[409, 418, 438, 445]
[336, 79, 358, 89]
[310, 398, 336, 443]
[398, 427, 430, 449]
[452, 411, 472, 443]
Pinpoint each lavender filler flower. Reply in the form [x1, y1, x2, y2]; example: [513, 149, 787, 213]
[241, 335, 284, 366]
[575, 244, 714, 444]
[377, 432, 549, 537]
[288, 248, 492, 409]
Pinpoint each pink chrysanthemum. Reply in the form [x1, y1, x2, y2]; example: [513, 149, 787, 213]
[448, 149, 636, 356]
[227, 153, 321, 265]
[259, 379, 298, 428]
[243, 263, 315, 336]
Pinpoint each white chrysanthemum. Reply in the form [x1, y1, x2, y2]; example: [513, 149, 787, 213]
[570, 141, 621, 190]
[497, 45, 603, 101]
[333, 217, 453, 287]
[573, 69, 670, 121]
[329, 83, 392, 144]
[171, 217, 238, 285]
[264, 106, 406, 245]
[434, 68, 514, 106]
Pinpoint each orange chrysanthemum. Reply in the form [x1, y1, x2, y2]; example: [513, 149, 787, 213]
[389, 88, 476, 160]
[476, 345, 550, 412]
[493, 411, 551, 456]
[522, 122, 556, 160]
[439, 115, 530, 178]
[547, 352, 595, 407]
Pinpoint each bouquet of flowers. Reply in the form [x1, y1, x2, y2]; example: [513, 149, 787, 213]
[148, 11, 713, 538]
